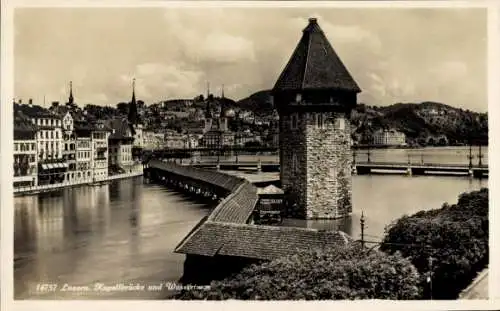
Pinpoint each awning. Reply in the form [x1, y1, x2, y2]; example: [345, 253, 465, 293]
[60, 163, 69, 168]
[54, 163, 62, 168]
[47, 164, 54, 169]
[41, 164, 48, 170]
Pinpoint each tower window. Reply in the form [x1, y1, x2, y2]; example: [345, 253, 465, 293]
[291, 113, 298, 130]
[316, 113, 324, 128]
[292, 153, 298, 173]
[337, 118, 345, 130]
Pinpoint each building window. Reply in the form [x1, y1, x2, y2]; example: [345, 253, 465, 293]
[56, 131, 59, 139]
[290, 113, 298, 130]
[296, 93, 302, 102]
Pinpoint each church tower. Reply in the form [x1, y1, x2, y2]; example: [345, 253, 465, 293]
[272, 18, 361, 219]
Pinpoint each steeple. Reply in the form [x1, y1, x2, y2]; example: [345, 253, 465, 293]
[68, 81, 74, 105]
[128, 78, 138, 130]
[221, 84, 225, 99]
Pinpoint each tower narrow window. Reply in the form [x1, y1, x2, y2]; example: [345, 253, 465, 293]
[316, 113, 324, 128]
[292, 152, 298, 173]
[291, 113, 298, 130]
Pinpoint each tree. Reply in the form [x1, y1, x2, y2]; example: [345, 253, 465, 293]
[380, 188, 488, 299]
[177, 244, 421, 300]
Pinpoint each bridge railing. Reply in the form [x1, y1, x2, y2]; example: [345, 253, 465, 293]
[356, 161, 488, 169]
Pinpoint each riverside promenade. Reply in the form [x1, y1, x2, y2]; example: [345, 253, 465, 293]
[14, 168, 143, 196]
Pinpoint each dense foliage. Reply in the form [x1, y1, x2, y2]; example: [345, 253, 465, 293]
[380, 188, 489, 299]
[177, 244, 421, 300]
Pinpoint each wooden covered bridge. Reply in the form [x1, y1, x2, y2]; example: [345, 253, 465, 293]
[144, 159, 351, 284]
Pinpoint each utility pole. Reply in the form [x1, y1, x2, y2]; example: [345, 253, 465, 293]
[367, 147, 371, 163]
[360, 211, 365, 249]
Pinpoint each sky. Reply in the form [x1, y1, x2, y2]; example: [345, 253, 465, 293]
[14, 7, 487, 112]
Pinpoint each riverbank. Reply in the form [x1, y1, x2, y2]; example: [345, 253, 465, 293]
[13, 169, 143, 197]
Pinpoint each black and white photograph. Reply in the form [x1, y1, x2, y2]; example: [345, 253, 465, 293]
[1, 0, 497, 308]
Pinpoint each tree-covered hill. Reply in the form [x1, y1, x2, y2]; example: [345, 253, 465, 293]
[236, 90, 488, 146]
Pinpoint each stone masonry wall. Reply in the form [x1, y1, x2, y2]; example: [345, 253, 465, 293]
[280, 111, 353, 219]
[306, 112, 352, 219]
[280, 113, 308, 218]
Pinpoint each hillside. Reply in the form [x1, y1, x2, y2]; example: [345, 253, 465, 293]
[236, 90, 488, 146]
[236, 90, 274, 116]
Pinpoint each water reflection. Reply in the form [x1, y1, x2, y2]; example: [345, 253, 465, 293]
[14, 153, 488, 299]
[14, 177, 212, 299]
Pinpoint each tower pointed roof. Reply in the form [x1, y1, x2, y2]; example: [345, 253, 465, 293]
[273, 18, 361, 93]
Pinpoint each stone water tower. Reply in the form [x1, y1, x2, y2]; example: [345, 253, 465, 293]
[272, 18, 361, 219]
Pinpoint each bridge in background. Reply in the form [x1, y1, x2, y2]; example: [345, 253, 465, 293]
[173, 160, 488, 178]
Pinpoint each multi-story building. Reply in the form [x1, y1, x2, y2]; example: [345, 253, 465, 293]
[107, 118, 134, 173]
[143, 130, 166, 150]
[15, 100, 67, 185]
[91, 121, 111, 181]
[200, 100, 235, 148]
[373, 129, 406, 146]
[61, 111, 77, 182]
[13, 113, 38, 188]
[74, 123, 93, 182]
[165, 131, 188, 149]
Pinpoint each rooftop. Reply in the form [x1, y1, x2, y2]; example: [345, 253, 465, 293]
[273, 17, 361, 93]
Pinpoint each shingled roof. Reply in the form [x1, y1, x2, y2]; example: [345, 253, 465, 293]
[273, 18, 361, 93]
[175, 221, 351, 261]
[149, 160, 351, 261]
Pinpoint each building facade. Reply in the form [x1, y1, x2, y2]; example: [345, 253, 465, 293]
[15, 101, 68, 185]
[107, 118, 134, 174]
[91, 121, 111, 181]
[62, 112, 78, 182]
[13, 115, 38, 187]
[372, 129, 406, 146]
[272, 18, 361, 219]
[75, 124, 93, 182]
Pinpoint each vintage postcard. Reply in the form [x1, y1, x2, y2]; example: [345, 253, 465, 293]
[1, 0, 499, 310]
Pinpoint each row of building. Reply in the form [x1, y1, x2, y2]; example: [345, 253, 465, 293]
[13, 83, 141, 188]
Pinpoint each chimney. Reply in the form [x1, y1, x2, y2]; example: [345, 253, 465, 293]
[309, 17, 317, 24]
[28, 98, 33, 106]
[19, 99, 22, 105]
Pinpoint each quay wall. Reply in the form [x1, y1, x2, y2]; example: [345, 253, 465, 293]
[14, 169, 143, 196]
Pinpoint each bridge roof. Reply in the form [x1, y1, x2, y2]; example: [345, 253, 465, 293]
[150, 159, 351, 261]
[175, 221, 351, 260]
[149, 160, 245, 192]
[273, 18, 361, 93]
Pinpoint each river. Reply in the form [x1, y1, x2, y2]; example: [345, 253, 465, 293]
[14, 147, 488, 299]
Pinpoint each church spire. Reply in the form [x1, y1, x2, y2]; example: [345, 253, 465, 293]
[128, 78, 138, 128]
[68, 81, 74, 105]
[131, 78, 136, 104]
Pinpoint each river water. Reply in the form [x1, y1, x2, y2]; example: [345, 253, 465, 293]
[14, 147, 488, 299]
